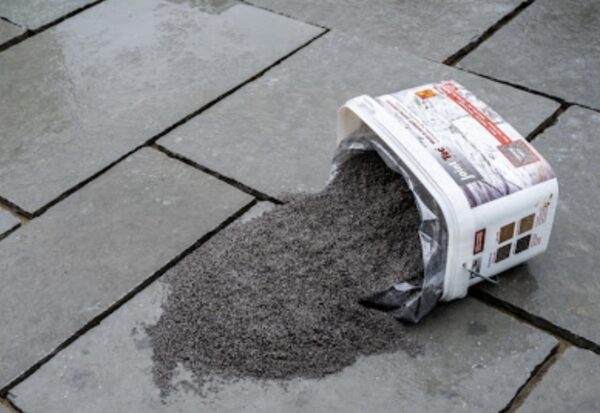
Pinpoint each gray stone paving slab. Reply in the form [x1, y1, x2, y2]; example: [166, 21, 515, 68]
[10, 286, 556, 413]
[518, 347, 600, 412]
[160, 32, 559, 197]
[0, 208, 19, 237]
[460, 0, 600, 109]
[250, 0, 521, 61]
[0, 148, 252, 389]
[0, 0, 98, 29]
[0, 0, 321, 214]
[480, 107, 600, 344]
[239, 201, 275, 223]
[0, 19, 23, 44]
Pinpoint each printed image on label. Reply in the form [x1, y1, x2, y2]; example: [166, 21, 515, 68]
[498, 141, 540, 167]
[379, 81, 555, 208]
[473, 229, 486, 254]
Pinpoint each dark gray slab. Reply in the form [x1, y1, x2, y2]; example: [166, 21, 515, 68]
[10, 286, 556, 412]
[460, 0, 600, 109]
[0, 0, 99, 29]
[0, 0, 321, 214]
[0, 19, 23, 44]
[0, 208, 19, 237]
[0, 148, 252, 389]
[519, 347, 600, 412]
[159, 32, 559, 197]
[480, 107, 600, 344]
[250, 0, 521, 61]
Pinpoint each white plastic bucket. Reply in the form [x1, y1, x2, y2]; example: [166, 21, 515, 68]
[334, 80, 558, 322]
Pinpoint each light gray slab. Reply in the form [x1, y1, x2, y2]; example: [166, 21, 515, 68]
[518, 347, 600, 412]
[160, 32, 559, 197]
[10, 284, 556, 413]
[250, 0, 521, 61]
[480, 107, 600, 344]
[238, 201, 275, 224]
[0, 19, 23, 44]
[460, 0, 600, 109]
[0, 0, 321, 214]
[0, 0, 99, 29]
[0, 148, 252, 389]
[0, 208, 19, 237]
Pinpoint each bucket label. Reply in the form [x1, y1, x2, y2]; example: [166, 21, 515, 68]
[378, 81, 555, 208]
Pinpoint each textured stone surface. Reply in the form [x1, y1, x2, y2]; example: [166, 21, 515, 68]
[0, 19, 23, 44]
[0, 209, 19, 237]
[0, 401, 12, 413]
[0, 148, 252, 389]
[519, 348, 600, 412]
[460, 0, 600, 109]
[250, 0, 520, 61]
[0, 0, 321, 213]
[0, 0, 98, 29]
[10, 289, 556, 413]
[480, 107, 600, 344]
[238, 201, 275, 224]
[160, 32, 559, 197]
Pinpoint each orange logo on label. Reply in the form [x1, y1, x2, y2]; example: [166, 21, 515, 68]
[416, 89, 437, 99]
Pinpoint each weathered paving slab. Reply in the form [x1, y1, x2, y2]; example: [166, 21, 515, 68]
[0, 401, 12, 413]
[250, 0, 521, 61]
[0, 208, 19, 237]
[0, 148, 252, 389]
[160, 32, 559, 197]
[480, 107, 600, 344]
[518, 347, 600, 412]
[0, 19, 23, 45]
[0, 0, 321, 214]
[0, 0, 99, 29]
[9, 283, 556, 412]
[460, 0, 600, 109]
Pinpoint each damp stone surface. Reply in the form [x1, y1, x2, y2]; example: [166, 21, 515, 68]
[0, 148, 251, 389]
[479, 107, 600, 346]
[0, 0, 321, 213]
[159, 31, 558, 198]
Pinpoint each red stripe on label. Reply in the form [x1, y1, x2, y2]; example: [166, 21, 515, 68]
[437, 82, 513, 146]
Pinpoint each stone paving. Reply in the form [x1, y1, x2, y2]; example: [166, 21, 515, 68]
[0, 1, 598, 412]
[0, 19, 23, 45]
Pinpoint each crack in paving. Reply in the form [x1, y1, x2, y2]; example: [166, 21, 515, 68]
[443, 0, 536, 66]
[525, 103, 569, 142]
[0, 16, 24, 29]
[499, 341, 566, 413]
[0, 199, 257, 397]
[152, 144, 283, 205]
[0, 0, 107, 53]
[0, 224, 20, 243]
[0, 197, 31, 222]
[472, 289, 600, 356]
[239, 0, 330, 30]
[454, 67, 600, 115]
[0, 397, 25, 413]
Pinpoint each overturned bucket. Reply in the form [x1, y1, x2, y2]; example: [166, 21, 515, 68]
[333, 80, 558, 323]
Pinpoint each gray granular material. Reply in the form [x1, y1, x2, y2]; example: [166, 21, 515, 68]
[147, 152, 423, 395]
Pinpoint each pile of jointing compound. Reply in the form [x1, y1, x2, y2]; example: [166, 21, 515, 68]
[146, 152, 424, 396]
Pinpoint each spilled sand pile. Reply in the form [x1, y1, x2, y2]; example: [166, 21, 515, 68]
[147, 152, 423, 395]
